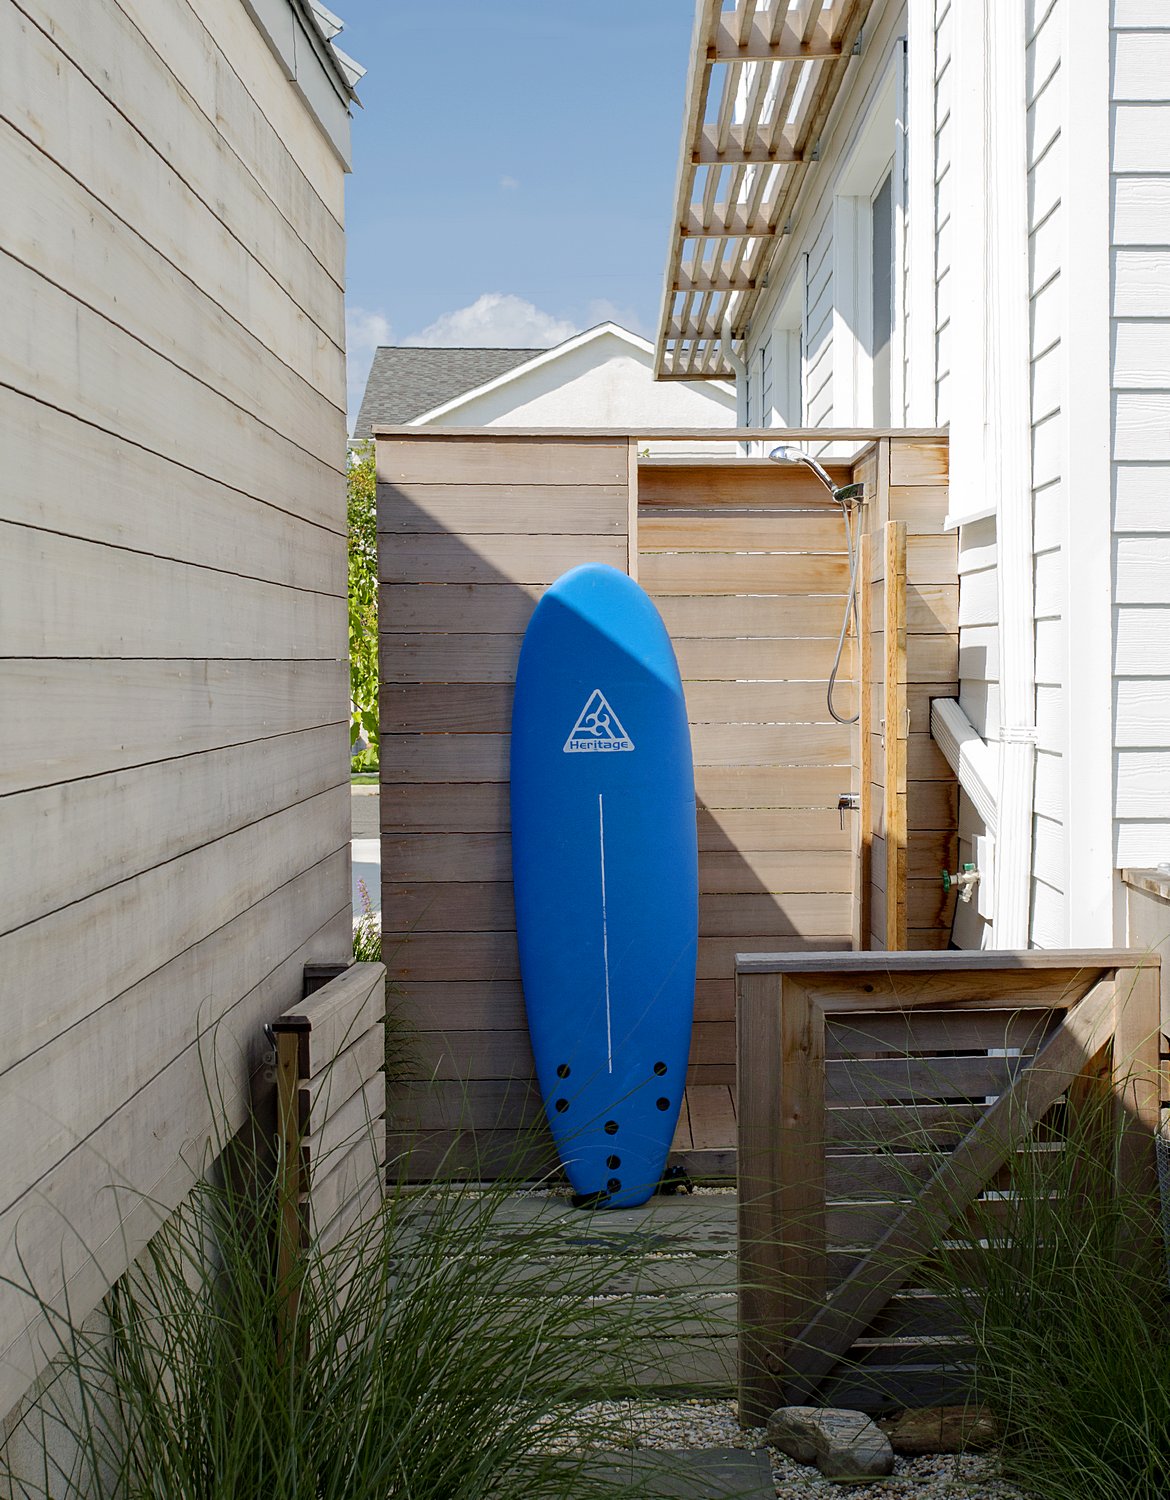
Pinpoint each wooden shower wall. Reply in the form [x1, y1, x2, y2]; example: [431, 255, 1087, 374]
[377, 431, 956, 1175]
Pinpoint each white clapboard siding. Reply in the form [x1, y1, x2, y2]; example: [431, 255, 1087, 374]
[0, 725, 348, 937]
[0, 123, 342, 470]
[0, 6, 344, 399]
[1115, 606, 1170, 676]
[14, 0, 344, 335]
[1113, 105, 1170, 172]
[1112, 178, 1170, 244]
[1, 659, 347, 797]
[0, 255, 343, 531]
[935, 0, 953, 425]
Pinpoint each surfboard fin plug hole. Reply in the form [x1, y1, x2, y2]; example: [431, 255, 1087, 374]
[554, 1098, 569, 1113]
[606, 1154, 621, 1169]
[607, 1178, 621, 1193]
[604, 1120, 619, 1135]
[556, 1063, 571, 1078]
[656, 1097, 670, 1111]
[653, 1061, 668, 1076]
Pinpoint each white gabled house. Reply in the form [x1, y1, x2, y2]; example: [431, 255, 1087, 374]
[656, 0, 1170, 969]
[356, 322, 738, 453]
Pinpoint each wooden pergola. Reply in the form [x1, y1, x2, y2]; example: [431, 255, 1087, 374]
[656, 0, 873, 381]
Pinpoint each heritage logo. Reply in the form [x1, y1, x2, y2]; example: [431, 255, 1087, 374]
[563, 690, 634, 753]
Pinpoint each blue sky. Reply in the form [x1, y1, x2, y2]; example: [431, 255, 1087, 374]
[335, 1, 694, 423]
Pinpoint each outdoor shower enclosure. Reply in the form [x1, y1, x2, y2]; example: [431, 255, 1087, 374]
[374, 428, 958, 1176]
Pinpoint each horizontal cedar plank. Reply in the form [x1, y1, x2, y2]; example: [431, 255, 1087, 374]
[699, 850, 850, 894]
[695, 765, 848, 809]
[699, 892, 852, 937]
[301, 1026, 386, 1133]
[869, 783, 958, 838]
[867, 633, 958, 682]
[17, 0, 344, 335]
[278, 963, 385, 1074]
[657, 595, 851, 638]
[388, 1079, 541, 1133]
[382, 682, 514, 733]
[378, 482, 627, 534]
[826, 1008, 1057, 1058]
[0, 119, 342, 471]
[382, 832, 511, 883]
[0, 250, 344, 530]
[385, 931, 520, 983]
[380, 533, 626, 585]
[697, 935, 851, 980]
[870, 682, 960, 732]
[685, 1062, 735, 1086]
[2, 658, 347, 797]
[377, 439, 629, 487]
[0, 523, 346, 660]
[687, 680, 856, 723]
[907, 927, 954, 950]
[0, 897, 351, 1418]
[637, 466, 852, 507]
[691, 721, 851, 767]
[638, 513, 846, 551]
[306, 1074, 387, 1168]
[0, 4, 344, 399]
[870, 535, 958, 586]
[887, 487, 950, 535]
[310, 1133, 384, 1233]
[825, 1052, 1026, 1105]
[381, 734, 509, 784]
[641, 551, 849, 593]
[698, 809, 851, 851]
[796, 965, 1103, 1005]
[381, 583, 540, 634]
[381, 782, 511, 832]
[825, 1102, 988, 1149]
[905, 878, 955, 930]
[409, 1028, 535, 1080]
[386, 881, 514, 932]
[677, 637, 854, 680]
[394, 981, 527, 1032]
[688, 1023, 734, 1069]
[0, 724, 348, 938]
[869, 831, 959, 885]
[888, 440, 949, 486]
[0, 789, 350, 1078]
[870, 581, 958, 633]
[869, 732, 955, 781]
[386, 1128, 557, 1183]
[0, 387, 345, 591]
[380, 634, 522, 683]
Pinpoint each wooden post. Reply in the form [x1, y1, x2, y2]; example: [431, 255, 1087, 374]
[274, 1027, 307, 1368]
[1112, 962, 1162, 1198]
[737, 971, 825, 1424]
[854, 533, 873, 949]
[627, 437, 639, 582]
[883, 521, 908, 950]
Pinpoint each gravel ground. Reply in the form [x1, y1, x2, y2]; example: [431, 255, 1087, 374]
[572, 1399, 1025, 1499]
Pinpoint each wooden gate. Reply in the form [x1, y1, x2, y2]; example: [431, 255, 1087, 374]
[736, 950, 1162, 1421]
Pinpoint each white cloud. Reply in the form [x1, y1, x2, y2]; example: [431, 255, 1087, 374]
[345, 305, 393, 430]
[499, 175, 520, 191]
[404, 293, 578, 349]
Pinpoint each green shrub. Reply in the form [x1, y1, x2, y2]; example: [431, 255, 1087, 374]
[348, 442, 378, 773]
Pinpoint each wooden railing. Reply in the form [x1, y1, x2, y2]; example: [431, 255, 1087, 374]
[272, 961, 387, 1356]
[735, 950, 1162, 1421]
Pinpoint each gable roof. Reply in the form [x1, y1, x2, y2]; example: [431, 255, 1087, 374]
[353, 346, 543, 439]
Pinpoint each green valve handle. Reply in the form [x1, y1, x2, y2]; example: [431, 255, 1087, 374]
[941, 862, 977, 896]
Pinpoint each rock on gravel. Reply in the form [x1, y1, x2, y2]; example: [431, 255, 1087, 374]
[766, 1406, 894, 1480]
[880, 1405, 998, 1455]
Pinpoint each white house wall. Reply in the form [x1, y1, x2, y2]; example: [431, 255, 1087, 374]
[421, 333, 736, 453]
[1112, 0, 1170, 868]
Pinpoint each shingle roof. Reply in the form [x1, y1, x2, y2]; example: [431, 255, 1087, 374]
[353, 347, 544, 440]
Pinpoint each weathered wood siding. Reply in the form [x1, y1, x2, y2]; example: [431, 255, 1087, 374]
[0, 0, 351, 1416]
[379, 434, 633, 1175]
[638, 461, 857, 1080]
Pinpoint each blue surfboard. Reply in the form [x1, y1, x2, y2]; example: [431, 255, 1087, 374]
[510, 563, 698, 1208]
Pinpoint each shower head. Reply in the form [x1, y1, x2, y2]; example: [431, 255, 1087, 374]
[768, 445, 863, 506]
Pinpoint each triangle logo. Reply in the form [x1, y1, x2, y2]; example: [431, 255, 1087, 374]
[563, 689, 634, 753]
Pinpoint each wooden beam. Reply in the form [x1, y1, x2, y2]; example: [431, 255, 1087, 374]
[673, 271, 756, 293]
[711, 13, 841, 61]
[694, 123, 801, 164]
[682, 205, 783, 237]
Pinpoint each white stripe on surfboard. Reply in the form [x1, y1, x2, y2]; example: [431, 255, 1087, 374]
[598, 792, 613, 1074]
